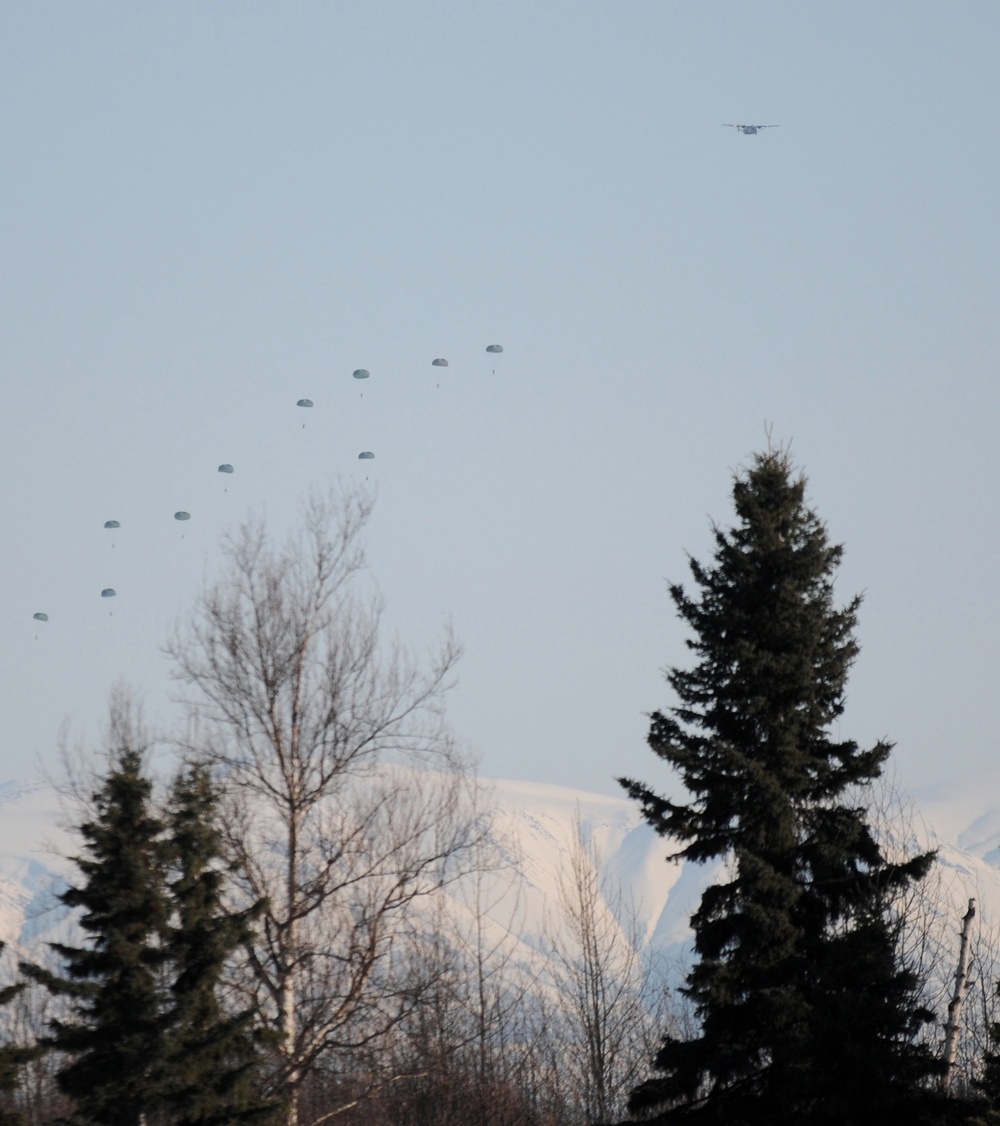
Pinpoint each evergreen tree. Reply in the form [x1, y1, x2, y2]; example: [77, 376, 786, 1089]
[0, 946, 40, 1126]
[24, 709, 169, 1125]
[160, 762, 277, 1125]
[620, 450, 970, 1125]
[971, 996, 1000, 1123]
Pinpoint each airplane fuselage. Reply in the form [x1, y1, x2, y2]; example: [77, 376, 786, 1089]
[723, 123, 779, 134]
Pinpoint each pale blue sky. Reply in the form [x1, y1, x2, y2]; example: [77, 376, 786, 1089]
[2, 2, 998, 798]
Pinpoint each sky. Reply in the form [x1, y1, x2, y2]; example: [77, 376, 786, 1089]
[2, 1, 998, 801]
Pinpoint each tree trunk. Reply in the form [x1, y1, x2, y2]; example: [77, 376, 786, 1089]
[940, 897, 975, 1092]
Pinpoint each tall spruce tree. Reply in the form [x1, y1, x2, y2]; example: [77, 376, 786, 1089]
[24, 709, 169, 1125]
[160, 762, 277, 1125]
[620, 450, 972, 1125]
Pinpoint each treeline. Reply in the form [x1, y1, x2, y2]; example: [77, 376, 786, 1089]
[4, 460, 1000, 1125]
[0, 726, 670, 1126]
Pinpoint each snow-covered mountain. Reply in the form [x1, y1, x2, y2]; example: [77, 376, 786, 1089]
[3, 771, 1000, 988]
[0, 779, 76, 957]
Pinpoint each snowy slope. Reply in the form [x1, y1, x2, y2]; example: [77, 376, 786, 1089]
[0, 779, 75, 956]
[1, 772, 1000, 983]
[437, 777, 721, 976]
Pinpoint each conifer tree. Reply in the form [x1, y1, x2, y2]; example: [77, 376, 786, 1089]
[160, 762, 277, 1125]
[24, 705, 169, 1125]
[620, 449, 972, 1125]
[0, 946, 40, 1126]
[971, 997, 1000, 1123]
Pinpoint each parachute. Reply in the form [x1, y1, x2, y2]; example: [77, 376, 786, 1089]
[104, 520, 120, 529]
[486, 344, 503, 354]
[431, 358, 449, 367]
[353, 369, 370, 380]
[218, 464, 234, 474]
[174, 511, 191, 521]
[33, 612, 48, 622]
[358, 451, 374, 460]
[297, 399, 314, 408]
[101, 589, 116, 598]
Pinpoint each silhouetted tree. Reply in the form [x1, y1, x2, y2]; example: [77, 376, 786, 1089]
[160, 761, 278, 1125]
[25, 702, 280, 1126]
[25, 700, 169, 1125]
[621, 449, 974, 1125]
[0, 946, 41, 1126]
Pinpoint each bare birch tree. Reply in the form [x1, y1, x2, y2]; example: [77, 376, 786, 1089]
[167, 484, 482, 1126]
[546, 813, 670, 1125]
[857, 770, 1000, 1098]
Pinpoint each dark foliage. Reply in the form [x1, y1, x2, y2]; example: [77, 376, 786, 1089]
[971, 997, 1000, 1124]
[23, 733, 168, 1125]
[23, 713, 277, 1126]
[620, 450, 973, 1125]
[0, 946, 41, 1126]
[160, 762, 279, 1125]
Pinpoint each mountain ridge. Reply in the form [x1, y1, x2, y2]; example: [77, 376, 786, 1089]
[2, 772, 1000, 986]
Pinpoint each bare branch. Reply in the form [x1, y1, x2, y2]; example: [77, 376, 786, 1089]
[166, 482, 483, 1126]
